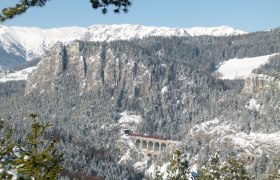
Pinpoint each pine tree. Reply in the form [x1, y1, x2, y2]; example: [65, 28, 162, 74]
[0, 114, 63, 179]
[13, 113, 63, 179]
[198, 152, 253, 180]
[198, 151, 221, 180]
[0, 0, 131, 22]
[167, 149, 190, 180]
[0, 119, 20, 179]
[221, 157, 253, 180]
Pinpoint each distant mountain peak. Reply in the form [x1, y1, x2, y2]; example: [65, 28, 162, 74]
[0, 24, 247, 69]
[85, 24, 247, 41]
[185, 25, 247, 36]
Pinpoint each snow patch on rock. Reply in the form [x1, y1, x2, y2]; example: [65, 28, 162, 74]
[189, 118, 237, 137]
[161, 86, 169, 94]
[118, 111, 142, 124]
[224, 132, 280, 154]
[245, 98, 262, 111]
[188, 118, 280, 156]
[133, 161, 148, 173]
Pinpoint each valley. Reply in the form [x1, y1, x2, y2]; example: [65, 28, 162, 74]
[0, 24, 279, 179]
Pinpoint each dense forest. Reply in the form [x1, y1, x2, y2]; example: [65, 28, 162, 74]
[0, 28, 280, 179]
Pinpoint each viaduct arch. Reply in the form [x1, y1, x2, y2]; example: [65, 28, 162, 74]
[127, 132, 177, 157]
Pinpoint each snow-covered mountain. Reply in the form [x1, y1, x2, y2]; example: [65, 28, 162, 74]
[84, 24, 246, 41]
[0, 25, 87, 62]
[0, 24, 246, 69]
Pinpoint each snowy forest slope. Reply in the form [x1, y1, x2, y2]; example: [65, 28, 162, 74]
[0, 27, 280, 179]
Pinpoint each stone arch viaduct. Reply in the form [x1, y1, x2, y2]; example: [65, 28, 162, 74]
[127, 131, 179, 158]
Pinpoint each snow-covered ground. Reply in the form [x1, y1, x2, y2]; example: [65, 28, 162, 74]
[217, 53, 279, 80]
[100, 111, 142, 132]
[189, 118, 236, 137]
[188, 118, 280, 155]
[0, 66, 36, 83]
[118, 111, 142, 124]
[225, 132, 280, 154]
[146, 163, 169, 179]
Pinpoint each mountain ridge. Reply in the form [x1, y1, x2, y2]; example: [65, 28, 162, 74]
[0, 24, 246, 69]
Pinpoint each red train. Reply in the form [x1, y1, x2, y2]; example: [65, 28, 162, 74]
[124, 130, 167, 140]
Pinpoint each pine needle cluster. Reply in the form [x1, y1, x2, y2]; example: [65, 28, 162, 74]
[0, 114, 63, 179]
[167, 149, 190, 180]
[0, 0, 132, 22]
[198, 152, 253, 180]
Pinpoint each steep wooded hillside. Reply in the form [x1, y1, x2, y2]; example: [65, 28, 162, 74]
[0, 28, 280, 179]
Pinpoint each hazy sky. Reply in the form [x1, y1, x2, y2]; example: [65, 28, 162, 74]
[1, 0, 280, 32]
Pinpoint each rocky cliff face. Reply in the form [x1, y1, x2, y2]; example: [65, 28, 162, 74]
[26, 41, 175, 116]
[242, 74, 277, 93]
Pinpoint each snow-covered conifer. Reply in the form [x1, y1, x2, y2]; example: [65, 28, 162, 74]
[167, 149, 190, 180]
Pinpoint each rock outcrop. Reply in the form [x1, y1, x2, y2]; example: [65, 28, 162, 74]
[243, 74, 279, 93]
